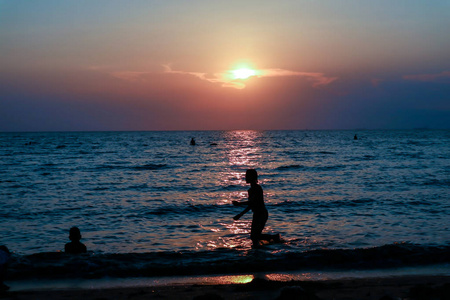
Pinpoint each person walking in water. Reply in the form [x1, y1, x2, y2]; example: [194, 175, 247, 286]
[233, 169, 280, 247]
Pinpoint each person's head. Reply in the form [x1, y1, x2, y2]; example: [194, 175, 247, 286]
[0, 245, 9, 255]
[245, 169, 258, 183]
[69, 227, 82, 242]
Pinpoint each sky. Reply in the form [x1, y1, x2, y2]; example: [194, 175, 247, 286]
[1, 0, 449, 131]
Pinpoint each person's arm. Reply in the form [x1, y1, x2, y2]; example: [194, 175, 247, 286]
[233, 205, 250, 220]
[232, 200, 249, 206]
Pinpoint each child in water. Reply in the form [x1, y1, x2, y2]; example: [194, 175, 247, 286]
[65, 227, 87, 254]
[0, 245, 10, 292]
[233, 169, 280, 247]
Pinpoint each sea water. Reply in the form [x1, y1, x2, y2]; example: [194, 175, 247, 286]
[1, 130, 449, 279]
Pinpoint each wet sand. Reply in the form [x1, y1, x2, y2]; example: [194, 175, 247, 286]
[2, 275, 449, 300]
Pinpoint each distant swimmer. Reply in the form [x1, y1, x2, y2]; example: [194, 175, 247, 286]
[190, 138, 196, 146]
[65, 227, 87, 254]
[233, 169, 281, 247]
[354, 134, 358, 140]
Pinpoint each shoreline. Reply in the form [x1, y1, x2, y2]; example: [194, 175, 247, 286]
[7, 244, 450, 281]
[2, 275, 449, 300]
[5, 263, 450, 292]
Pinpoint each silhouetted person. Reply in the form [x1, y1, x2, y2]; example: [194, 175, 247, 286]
[233, 169, 280, 247]
[354, 134, 358, 140]
[0, 245, 10, 292]
[190, 138, 196, 145]
[65, 227, 87, 254]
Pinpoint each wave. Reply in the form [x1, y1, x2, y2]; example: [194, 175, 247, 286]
[144, 203, 232, 216]
[280, 197, 448, 209]
[318, 151, 335, 155]
[96, 163, 172, 171]
[276, 164, 345, 171]
[7, 243, 450, 280]
[276, 165, 306, 171]
[421, 179, 450, 187]
[362, 155, 376, 160]
[1, 198, 441, 223]
[132, 164, 170, 171]
[272, 198, 375, 210]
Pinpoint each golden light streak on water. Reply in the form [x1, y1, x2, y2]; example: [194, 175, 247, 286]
[224, 130, 262, 168]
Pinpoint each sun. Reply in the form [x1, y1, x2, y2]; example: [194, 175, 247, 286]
[231, 68, 256, 80]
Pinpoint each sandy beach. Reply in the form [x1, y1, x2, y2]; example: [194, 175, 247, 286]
[2, 275, 449, 300]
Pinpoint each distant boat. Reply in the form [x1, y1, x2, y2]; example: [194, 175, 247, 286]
[190, 138, 196, 146]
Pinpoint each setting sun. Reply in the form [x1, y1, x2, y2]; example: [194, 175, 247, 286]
[231, 68, 256, 80]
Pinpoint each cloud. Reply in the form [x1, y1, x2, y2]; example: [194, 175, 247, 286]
[162, 65, 337, 89]
[163, 65, 248, 89]
[107, 65, 338, 89]
[403, 71, 450, 83]
[258, 69, 338, 87]
[162, 64, 235, 87]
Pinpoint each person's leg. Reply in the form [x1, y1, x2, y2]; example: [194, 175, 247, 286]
[250, 211, 268, 244]
[259, 233, 276, 240]
[259, 233, 281, 242]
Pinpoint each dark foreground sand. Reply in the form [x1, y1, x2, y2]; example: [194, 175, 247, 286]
[1, 276, 449, 300]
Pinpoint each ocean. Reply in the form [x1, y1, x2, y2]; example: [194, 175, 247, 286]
[1, 130, 449, 280]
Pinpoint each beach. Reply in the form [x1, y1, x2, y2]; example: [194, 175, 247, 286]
[3, 275, 450, 300]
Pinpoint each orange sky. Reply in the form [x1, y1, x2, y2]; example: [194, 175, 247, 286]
[1, 1, 449, 131]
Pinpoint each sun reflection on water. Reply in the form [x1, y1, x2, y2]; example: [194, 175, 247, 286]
[218, 130, 263, 208]
[223, 130, 262, 168]
[201, 130, 265, 251]
[198, 275, 254, 285]
[227, 275, 254, 284]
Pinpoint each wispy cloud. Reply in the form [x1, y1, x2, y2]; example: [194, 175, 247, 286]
[258, 69, 338, 87]
[163, 65, 337, 89]
[107, 65, 338, 90]
[403, 71, 450, 83]
[162, 65, 246, 89]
